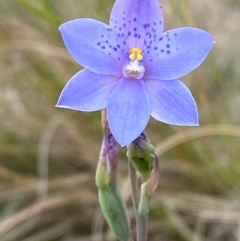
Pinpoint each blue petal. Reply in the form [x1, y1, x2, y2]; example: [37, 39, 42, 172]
[144, 27, 215, 80]
[107, 78, 151, 145]
[59, 19, 127, 76]
[56, 69, 119, 111]
[110, 0, 164, 48]
[145, 79, 198, 125]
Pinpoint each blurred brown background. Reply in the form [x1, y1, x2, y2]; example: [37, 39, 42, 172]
[1, 0, 240, 240]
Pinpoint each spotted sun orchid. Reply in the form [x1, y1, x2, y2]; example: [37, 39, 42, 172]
[56, 0, 215, 146]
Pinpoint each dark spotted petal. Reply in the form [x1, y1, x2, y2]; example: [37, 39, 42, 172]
[110, 0, 164, 48]
[144, 27, 215, 80]
[59, 18, 128, 76]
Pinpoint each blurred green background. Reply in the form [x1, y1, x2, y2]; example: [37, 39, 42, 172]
[1, 0, 240, 240]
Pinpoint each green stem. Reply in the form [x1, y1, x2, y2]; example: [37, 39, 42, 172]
[129, 161, 148, 241]
[138, 155, 160, 241]
[137, 215, 148, 241]
[128, 161, 139, 211]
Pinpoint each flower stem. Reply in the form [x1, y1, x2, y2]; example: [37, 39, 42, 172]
[138, 155, 160, 241]
[128, 161, 139, 211]
[129, 153, 160, 241]
[128, 161, 141, 241]
[101, 109, 118, 182]
[129, 160, 149, 241]
[137, 215, 148, 241]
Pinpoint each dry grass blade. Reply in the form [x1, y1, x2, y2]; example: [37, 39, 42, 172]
[155, 125, 240, 157]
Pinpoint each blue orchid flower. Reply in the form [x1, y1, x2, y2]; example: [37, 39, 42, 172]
[56, 0, 215, 145]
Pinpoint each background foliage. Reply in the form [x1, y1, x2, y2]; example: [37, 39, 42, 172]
[1, 0, 240, 240]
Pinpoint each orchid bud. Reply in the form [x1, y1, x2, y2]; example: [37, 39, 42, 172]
[98, 185, 130, 241]
[127, 132, 155, 179]
[96, 140, 130, 241]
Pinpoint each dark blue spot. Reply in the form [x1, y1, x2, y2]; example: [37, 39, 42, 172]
[154, 47, 158, 50]
[166, 44, 170, 48]
[153, 22, 156, 25]
[134, 33, 138, 37]
[133, 18, 137, 21]
[158, 37, 163, 41]
[123, 23, 126, 27]
[138, 34, 141, 39]
[101, 35, 104, 38]
[105, 40, 109, 43]
[134, 28, 137, 31]
[117, 44, 120, 48]
[143, 24, 148, 29]
[174, 33, 178, 37]
[117, 34, 121, 37]
[109, 45, 112, 48]
[119, 27, 122, 31]
[102, 46, 106, 49]
[128, 32, 131, 36]
[161, 49, 164, 52]
[167, 50, 171, 54]
[97, 42, 101, 46]
[114, 47, 117, 51]
[150, 59, 153, 62]
[121, 33, 124, 37]
[167, 38, 170, 41]
[118, 57, 121, 60]
[147, 51, 150, 54]
[147, 46, 151, 49]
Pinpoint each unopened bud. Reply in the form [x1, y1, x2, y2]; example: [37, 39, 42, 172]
[127, 133, 155, 179]
[96, 140, 130, 241]
[98, 185, 130, 241]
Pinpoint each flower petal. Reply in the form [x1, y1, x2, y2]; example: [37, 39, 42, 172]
[56, 69, 119, 111]
[59, 18, 127, 76]
[145, 79, 198, 125]
[110, 0, 164, 48]
[107, 78, 151, 145]
[144, 27, 215, 80]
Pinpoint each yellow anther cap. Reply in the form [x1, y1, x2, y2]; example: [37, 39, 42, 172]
[129, 48, 143, 61]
